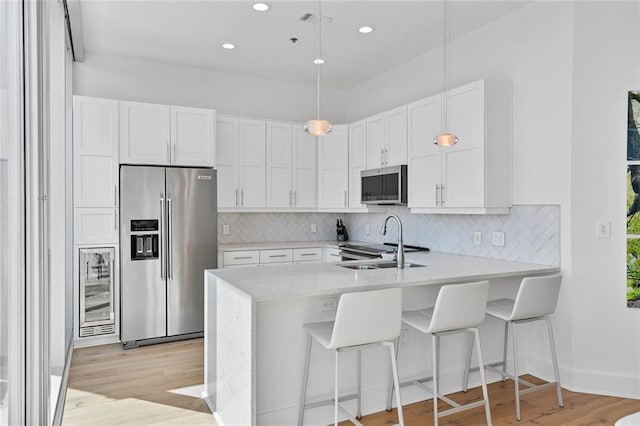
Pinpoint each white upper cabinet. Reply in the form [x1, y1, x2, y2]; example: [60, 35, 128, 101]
[266, 122, 293, 208]
[216, 116, 240, 208]
[366, 105, 407, 169]
[73, 96, 119, 208]
[119, 101, 215, 167]
[119, 101, 170, 165]
[292, 125, 316, 208]
[238, 119, 266, 208]
[216, 116, 266, 208]
[348, 120, 367, 209]
[408, 79, 512, 214]
[171, 106, 215, 167]
[318, 125, 349, 209]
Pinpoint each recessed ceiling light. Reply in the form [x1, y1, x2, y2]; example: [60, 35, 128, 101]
[358, 26, 374, 34]
[313, 58, 325, 65]
[253, 2, 271, 12]
[222, 43, 236, 50]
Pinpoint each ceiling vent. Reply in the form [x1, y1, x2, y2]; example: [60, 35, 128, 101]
[299, 13, 333, 24]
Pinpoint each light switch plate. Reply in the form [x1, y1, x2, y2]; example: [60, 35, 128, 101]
[473, 232, 482, 245]
[492, 231, 505, 247]
[596, 221, 611, 239]
[222, 224, 230, 235]
[320, 297, 338, 311]
[311, 223, 317, 233]
[365, 224, 370, 235]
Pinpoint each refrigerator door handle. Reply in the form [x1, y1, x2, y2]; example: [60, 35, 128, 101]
[160, 196, 165, 280]
[168, 197, 173, 280]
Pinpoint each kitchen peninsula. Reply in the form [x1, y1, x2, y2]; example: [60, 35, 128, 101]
[204, 250, 558, 425]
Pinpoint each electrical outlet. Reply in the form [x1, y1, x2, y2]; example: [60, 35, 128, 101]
[320, 297, 338, 312]
[222, 224, 230, 235]
[473, 232, 482, 245]
[492, 231, 505, 247]
[365, 224, 370, 235]
[400, 328, 409, 345]
[311, 223, 317, 233]
[596, 221, 611, 239]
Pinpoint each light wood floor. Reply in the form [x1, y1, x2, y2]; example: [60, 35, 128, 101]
[62, 338, 640, 425]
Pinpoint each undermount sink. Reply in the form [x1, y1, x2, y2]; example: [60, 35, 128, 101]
[339, 261, 426, 270]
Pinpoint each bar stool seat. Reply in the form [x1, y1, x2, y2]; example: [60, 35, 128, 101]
[388, 281, 492, 426]
[298, 287, 405, 426]
[464, 274, 564, 421]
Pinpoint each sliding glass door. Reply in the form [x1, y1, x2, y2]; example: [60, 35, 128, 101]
[0, 0, 26, 424]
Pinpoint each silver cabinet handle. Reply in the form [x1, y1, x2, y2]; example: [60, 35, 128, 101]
[114, 208, 117, 230]
[300, 253, 316, 257]
[268, 254, 287, 258]
[344, 190, 348, 207]
[241, 189, 244, 207]
[294, 191, 297, 206]
[289, 190, 292, 207]
[235, 188, 238, 207]
[435, 184, 440, 206]
[172, 144, 176, 164]
[233, 256, 253, 260]
[114, 185, 118, 206]
[441, 184, 445, 206]
[380, 148, 384, 166]
[167, 197, 173, 279]
[109, 258, 115, 322]
[160, 196, 165, 279]
[167, 143, 170, 162]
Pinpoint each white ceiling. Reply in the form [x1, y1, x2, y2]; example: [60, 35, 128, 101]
[79, 0, 531, 90]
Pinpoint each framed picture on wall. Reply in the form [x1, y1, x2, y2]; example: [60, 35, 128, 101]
[626, 91, 640, 307]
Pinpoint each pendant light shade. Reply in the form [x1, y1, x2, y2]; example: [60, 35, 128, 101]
[434, 0, 458, 147]
[304, 119, 333, 137]
[304, 0, 332, 137]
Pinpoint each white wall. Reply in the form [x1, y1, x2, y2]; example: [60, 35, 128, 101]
[73, 52, 347, 123]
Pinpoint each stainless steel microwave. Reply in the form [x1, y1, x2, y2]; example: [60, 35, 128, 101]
[361, 165, 407, 205]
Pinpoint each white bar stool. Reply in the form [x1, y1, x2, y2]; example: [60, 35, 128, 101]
[298, 288, 404, 426]
[463, 274, 563, 420]
[387, 281, 492, 426]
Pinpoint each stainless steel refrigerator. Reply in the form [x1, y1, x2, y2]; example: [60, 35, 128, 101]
[120, 165, 217, 348]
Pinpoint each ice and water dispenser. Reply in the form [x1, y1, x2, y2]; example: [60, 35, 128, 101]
[130, 219, 159, 260]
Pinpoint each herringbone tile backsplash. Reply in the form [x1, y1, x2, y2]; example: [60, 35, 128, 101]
[218, 205, 560, 266]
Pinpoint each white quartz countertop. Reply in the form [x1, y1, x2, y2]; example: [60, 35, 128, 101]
[219, 240, 342, 251]
[207, 251, 559, 302]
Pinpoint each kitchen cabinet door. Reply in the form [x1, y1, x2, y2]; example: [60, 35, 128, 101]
[216, 116, 240, 208]
[74, 208, 119, 244]
[348, 120, 367, 209]
[318, 125, 349, 208]
[385, 105, 408, 166]
[366, 113, 386, 169]
[73, 96, 119, 208]
[171, 106, 215, 167]
[266, 122, 293, 208]
[238, 119, 266, 208]
[442, 81, 485, 208]
[119, 101, 170, 165]
[408, 94, 442, 208]
[292, 126, 316, 208]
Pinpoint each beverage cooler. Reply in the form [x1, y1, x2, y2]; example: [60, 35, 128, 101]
[79, 247, 116, 337]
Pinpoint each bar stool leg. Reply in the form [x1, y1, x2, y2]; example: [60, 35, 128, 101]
[386, 337, 400, 411]
[356, 349, 362, 418]
[298, 334, 312, 426]
[334, 350, 340, 426]
[387, 342, 405, 426]
[502, 321, 509, 381]
[546, 318, 564, 407]
[473, 328, 492, 426]
[512, 322, 521, 420]
[432, 334, 440, 426]
[462, 331, 474, 392]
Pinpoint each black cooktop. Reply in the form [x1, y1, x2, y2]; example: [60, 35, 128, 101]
[340, 242, 429, 254]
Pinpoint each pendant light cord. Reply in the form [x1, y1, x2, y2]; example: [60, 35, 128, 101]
[315, 0, 322, 120]
[442, 0, 451, 134]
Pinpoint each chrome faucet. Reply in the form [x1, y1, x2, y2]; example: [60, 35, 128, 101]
[381, 214, 405, 269]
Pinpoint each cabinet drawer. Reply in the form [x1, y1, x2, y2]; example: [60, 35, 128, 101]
[260, 249, 293, 264]
[293, 248, 322, 262]
[324, 246, 341, 263]
[224, 250, 260, 266]
[74, 208, 119, 244]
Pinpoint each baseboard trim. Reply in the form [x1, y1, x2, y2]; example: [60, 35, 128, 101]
[52, 338, 74, 426]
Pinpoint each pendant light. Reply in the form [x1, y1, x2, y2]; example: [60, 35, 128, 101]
[304, 0, 332, 137]
[434, 0, 458, 146]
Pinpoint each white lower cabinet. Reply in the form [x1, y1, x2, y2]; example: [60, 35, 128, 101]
[222, 246, 327, 267]
[260, 249, 294, 264]
[223, 250, 260, 267]
[323, 246, 341, 263]
[293, 247, 322, 263]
